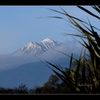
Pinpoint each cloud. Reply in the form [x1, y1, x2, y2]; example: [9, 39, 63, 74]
[0, 54, 39, 70]
[0, 40, 87, 71]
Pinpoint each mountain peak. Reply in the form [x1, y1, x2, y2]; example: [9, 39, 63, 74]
[12, 38, 62, 55]
[42, 38, 52, 41]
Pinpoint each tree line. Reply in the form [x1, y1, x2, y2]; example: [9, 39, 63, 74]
[0, 73, 74, 94]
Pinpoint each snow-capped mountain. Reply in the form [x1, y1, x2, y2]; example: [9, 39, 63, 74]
[0, 38, 83, 89]
[41, 38, 61, 50]
[12, 38, 61, 55]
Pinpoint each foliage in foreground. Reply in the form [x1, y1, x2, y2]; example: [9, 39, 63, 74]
[45, 6, 100, 93]
[0, 84, 28, 94]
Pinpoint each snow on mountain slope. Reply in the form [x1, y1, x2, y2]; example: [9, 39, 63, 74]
[41, 38, 61, 50]
[12, 38, 61, 55]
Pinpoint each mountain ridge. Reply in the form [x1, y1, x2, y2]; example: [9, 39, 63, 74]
[12, 38, 62, 55]
[0, 38, 83, 89]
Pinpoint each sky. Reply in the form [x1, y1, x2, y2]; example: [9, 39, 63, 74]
[0, 5, 99, 55]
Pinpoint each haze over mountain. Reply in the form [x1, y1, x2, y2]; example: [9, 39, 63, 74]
[0, 38, 83, 88]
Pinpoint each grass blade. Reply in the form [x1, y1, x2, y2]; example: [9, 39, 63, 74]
[77, 6, 100, 20]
